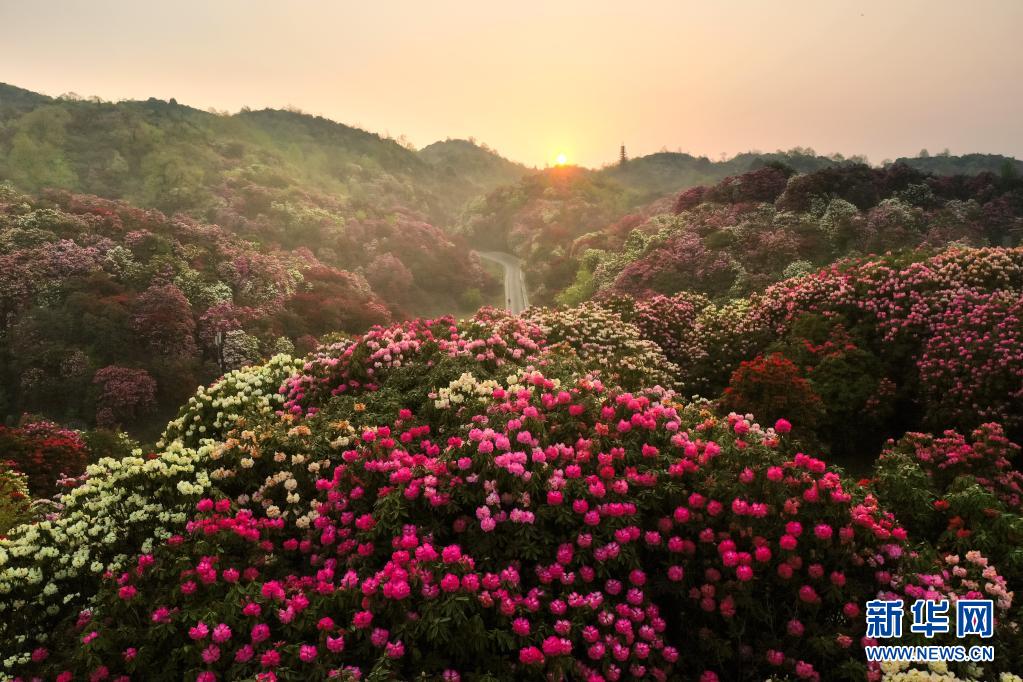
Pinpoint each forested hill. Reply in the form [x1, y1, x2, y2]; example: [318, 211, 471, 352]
[598, 149, 1023, 203]
[597, 149, 841, 199]
[418, 137, 531, 207]
[0, 82, 529, 225]
[5, 82, 1019, 229]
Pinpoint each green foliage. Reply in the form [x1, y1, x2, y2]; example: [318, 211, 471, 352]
[0, 85, 529, 227]
[3, 107, 78, 190]
[554, 253, 598, 306]
[81, 428, 141, 462]
[0, 463, 33, 535]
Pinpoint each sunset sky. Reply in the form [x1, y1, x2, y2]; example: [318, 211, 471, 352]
[1, 0, 1021, 168]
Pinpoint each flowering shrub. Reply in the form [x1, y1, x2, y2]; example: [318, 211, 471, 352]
[525, 303, 679, 390]
[612, 231, 740, 299]
[872, 424, 1023, 582]
[702, 165, 791, 205]
[428, 371, 503, 410]
[364, 252, 415, 307]
[221, 329, 263, 371]
[0, 440, 211, 655]
[92, 366, 159, 429]
[0, 421, 89, 498]
[160, 354, 303, 449]
[878, 424, 1022, 504]
[626, 292, 709, 367]
[280, 308, 547, 416]
[131, 284, 198, 360]
[6, 369, 939, 681]
[720, 354, 824, 433]
[673, 185, 707, 212]
[917, 292, 1023, 432]
[674, 299, 760, 397]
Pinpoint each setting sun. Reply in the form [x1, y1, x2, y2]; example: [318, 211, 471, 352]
[555, 152, 567, 166]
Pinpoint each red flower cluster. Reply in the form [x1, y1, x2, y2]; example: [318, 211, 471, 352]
[0, 420, 89, 498]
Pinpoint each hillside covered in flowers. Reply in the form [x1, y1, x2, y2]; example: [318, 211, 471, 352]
[2, 237, 1023, 680]
[0, 183, 495, 434]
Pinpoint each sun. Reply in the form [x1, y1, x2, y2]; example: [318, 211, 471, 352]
[555, 152, 568, 166]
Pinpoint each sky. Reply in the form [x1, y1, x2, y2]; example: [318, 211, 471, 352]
[1, 0, 1021, 169]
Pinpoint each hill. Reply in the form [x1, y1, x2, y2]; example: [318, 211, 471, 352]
[0, 83, 517, 323]
[0, 83, 450, 220]
[419, 138, 532, 208]
[596, 149, 842, 200]
[0, 83, 535, 224]
[895, 151, 1023, 177]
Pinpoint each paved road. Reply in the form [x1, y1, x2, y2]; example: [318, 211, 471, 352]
[476, 251, 530, 315]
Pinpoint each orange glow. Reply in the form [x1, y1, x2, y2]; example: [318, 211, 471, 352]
[555, 153, 568, 166]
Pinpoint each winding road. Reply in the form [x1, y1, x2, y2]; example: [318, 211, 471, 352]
[476, 251, 530, 315]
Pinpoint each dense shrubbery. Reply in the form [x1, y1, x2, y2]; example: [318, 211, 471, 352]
[279, 309, 548, 418]
[871, 423, 1023, 674]
[3, 376, 930, 681]
[1, 284, 1022, 680]
[746, 248, 1023, 445]
[556, 162, 1023, 307]
[916, 293, 1023, 431]
[160, 354, 304, 449]
[0, 186, 494, 432]
[0, 438, 213, 655]
[523, 303, 679, 390]
[873, 424, 1023, 587]
[0, 464, 33, 535]
[571, 247, 1023, 460]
